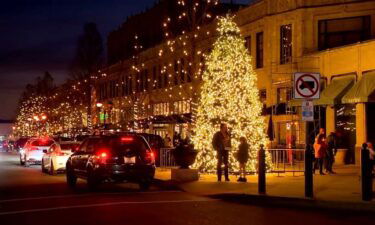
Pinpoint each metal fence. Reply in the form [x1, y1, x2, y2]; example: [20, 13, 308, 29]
[268, 149, 305, 175]
[159, 148, 177, 168]
[159, 147, 306, 175]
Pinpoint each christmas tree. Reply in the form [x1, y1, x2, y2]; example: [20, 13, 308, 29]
[191, 16, 272, 172]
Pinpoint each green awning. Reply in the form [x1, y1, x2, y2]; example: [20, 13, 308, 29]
[342, 71, 375, 104]
[314, 76, 355, 106]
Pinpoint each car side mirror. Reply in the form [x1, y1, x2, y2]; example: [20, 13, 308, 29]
[43, 150, 47, 153]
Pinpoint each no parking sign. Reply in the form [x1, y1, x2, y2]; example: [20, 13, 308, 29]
[293, 72, 320, 99]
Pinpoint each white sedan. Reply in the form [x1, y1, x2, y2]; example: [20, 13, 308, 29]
[41, 141, 81, 175]
[20, 138, 54, 166]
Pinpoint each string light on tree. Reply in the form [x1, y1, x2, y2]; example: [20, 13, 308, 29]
[191, 15, 272, 172]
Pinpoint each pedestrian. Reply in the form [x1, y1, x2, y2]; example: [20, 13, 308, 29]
[325, 132, 337, 174]
[164, 134, 172, 147]
[313, 128, 327, 175]
[212, 123, 231, 181]
[236, 137, 249, 182]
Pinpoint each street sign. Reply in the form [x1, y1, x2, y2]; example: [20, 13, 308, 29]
[302, 101, 314, 121]
[294, 72, 320, 99]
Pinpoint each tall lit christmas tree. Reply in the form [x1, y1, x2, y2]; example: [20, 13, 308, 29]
[191, 16, 272, 172]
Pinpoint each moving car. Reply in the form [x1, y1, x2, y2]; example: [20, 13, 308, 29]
[20, 137, 54, 166]
[42, 141, 81, 175]
[66, 134, 155, 190]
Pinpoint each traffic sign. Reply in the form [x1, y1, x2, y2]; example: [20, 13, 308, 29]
[294, 73, 320, 99]
[302, 101, 314, 121]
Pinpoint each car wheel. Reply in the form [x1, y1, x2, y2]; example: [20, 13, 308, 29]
[87, 168, 100, 190]
[24, 157, 29, 167]
[66, 166, 77, 188]
[41, 160, 46, 173]
[49, 162, 55, 175]
[139, 180, 151, 191]
[20, 156, 25, 166]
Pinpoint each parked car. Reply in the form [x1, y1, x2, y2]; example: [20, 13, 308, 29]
[20, 137, 54, 166]
[42, 141, 81, 175]
[66, 134, 155, 190]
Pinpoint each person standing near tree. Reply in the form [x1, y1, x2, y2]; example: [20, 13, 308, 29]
[212, 123, 231, 182]
[325, 132, 338, 174]
[236, 137, 249, 182]
[314, 128, 327, 175]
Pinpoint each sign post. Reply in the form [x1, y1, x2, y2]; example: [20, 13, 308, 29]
[293, 72, 320, 198]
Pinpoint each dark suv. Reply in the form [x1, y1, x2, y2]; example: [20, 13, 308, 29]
[65, 134, 155, 190]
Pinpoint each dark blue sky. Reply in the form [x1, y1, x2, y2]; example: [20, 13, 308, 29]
[0, 0, 251, 120]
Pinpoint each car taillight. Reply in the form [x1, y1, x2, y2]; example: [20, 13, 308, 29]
[96, 150, 110, 164]
[31, 147, 38, 151]
[145, 151, 155, 164]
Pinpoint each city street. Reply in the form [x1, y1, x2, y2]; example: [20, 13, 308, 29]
[0, 152, 373, 225]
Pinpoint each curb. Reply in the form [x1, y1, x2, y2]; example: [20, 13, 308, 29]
[152, 179, 181, 191]
[208, 193, 375, 213]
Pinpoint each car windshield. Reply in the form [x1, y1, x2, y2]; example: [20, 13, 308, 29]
[60, 144, 80, 151]
[32, 139, 54, 147]
[17, 138, 29, 146]
[100, 136, 149, 153]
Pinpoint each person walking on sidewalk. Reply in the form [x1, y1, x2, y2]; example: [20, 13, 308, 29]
[236, 137, 249, 182]
[212, 123, 231, 182]
[314, 128, 327, 175]
[325, 132, 337, 174]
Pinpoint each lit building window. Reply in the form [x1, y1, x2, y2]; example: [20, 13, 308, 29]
[256, 32, 264, 68]
[280, 24, 292, 64]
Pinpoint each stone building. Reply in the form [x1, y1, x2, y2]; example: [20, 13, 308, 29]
[93, 0, 375, 163]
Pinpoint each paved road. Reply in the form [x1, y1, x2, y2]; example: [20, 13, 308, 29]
[0, 151, 373, 225]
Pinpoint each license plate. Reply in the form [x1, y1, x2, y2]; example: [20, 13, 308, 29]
[124, 157, 136, 164]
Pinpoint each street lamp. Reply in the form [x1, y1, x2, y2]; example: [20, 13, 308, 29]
[96, 102, 103, 108]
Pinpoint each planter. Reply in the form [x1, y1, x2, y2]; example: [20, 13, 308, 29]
[172, 144, 198, 169]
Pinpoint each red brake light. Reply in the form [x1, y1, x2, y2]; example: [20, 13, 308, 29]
[100, 152, 108, 158]
[145, 150, 155, 164]
[96, 149, 110, 164]
[121, 137, 134, 142]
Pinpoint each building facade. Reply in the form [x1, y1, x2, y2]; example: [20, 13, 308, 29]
[93, 0, 375, 163]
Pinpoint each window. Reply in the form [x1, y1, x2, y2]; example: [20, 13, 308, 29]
[158, 65, 162, 89]
[318, 16, 371, 51]
[164, 65, 169, 87]
[128, 76, 133, 94]
[280, 24, 292, 64]
[256, 32, 264, 68]
[259, 89, 267, 104]
[152, 66, 157, 90]
[144, 69, 149, 91]
[245, 36, 251, 54]
[277, 87, 292, 103]
[174, 60, 179, 85]
[180, 58, 185, 84]
[121, 76, 126, 96]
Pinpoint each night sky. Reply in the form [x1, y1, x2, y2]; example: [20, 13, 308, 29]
[0, 0, 250, 120]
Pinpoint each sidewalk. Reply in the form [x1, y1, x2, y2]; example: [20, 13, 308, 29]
[155, 165, 375, 211]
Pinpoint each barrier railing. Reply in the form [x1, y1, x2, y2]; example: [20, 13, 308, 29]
[159, 148, 177, 168]
[268, 149, 305, 175]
